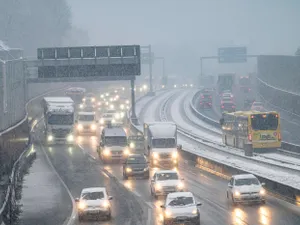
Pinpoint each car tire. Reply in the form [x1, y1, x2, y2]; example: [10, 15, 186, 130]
[106, 210, 112, 220]
[78, 215, 84, 222]
[123, 173, 128, 180]
[261, 200, 266, 205]
[195, 219, 200, 225]
[231, 195, 237, 206]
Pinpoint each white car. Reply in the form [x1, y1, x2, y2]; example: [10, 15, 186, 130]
[76, 187, 113, 221]
[150, 170, 184, 198]
[76, 111, 98, 135]
[160, 192, 201, 225]
[251, 101, 264, 111]
[227, 174, 266, 205]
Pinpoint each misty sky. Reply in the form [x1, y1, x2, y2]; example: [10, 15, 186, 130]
[67, 0, 300, 77]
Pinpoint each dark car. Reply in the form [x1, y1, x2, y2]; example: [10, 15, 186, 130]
[123, 154, 149, 179]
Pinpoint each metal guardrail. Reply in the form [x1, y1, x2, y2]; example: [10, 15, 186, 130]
[127, 89, 300, 205]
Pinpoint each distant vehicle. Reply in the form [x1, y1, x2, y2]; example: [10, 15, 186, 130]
[221, 92, 233, 99]
[199, 92, 212, 109]
[122, 154, 149, 179]
[99, 109, 122, 126]
[227, 174, 266, 205]
[220, 100, 236, 113]
[83, 92, 97, 108]
[220, 111, 281, 151]
[238, 75, 252, 93]
[251, 101, 264, 111]
[75, 111, 98, 136]
[217, 73, 235, 94]
[42, 97, 75, 145]
[75, 187, 113, 221]
[65, 87, 86, 104]
[150, 170, 184, 198]
[160, 192, 201, 225]
[143, 122, 178, 167]
[97, 127, 130, 163]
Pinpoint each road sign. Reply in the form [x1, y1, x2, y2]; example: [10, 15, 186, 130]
[36, 45, 141, 79]
[218, 47, 247, 63]
[141, 52, 154, 64]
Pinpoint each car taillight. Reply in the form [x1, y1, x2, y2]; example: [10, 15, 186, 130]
[232, 105, 235, 108]
[209, 103, 212, 105]
[209, 96, 212, 98]
[278, 133, 281, 141]
[221, 105, 224, 108]
[248, 133, 252, 141]
[200, 102, 203, 105]
[201, 96, 204, 99]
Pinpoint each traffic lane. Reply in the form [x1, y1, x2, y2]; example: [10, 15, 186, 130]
[179, 155, 300, 225]
[36, 135, 144, 225]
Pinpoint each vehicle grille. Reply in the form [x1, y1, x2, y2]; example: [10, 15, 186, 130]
[111, 151, 123, 155]
[52, 129, 70, 138]
[83, 125, 90, 129]
[241, 192, 259, 195]
[133, 168, 144, 172]
[160, 153, 172, 159]
[162, 186, 176, 192]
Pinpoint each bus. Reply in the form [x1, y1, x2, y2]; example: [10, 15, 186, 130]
[220, 111, 281, 151]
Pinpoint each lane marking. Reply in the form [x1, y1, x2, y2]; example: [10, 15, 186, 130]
[147, 208, 152, 225]
[78, 143, 97, 160]
[133, 190, 141, 197]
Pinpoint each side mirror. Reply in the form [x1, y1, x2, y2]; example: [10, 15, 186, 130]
[196, 203, 202, 206]
[160, 205, 165, 209]
[261, 182, 266, 186]
[75, 198, 79, 202]
[108, 196, 113, 200]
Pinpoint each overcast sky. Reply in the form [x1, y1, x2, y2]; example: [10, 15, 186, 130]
[67, 0, 300, 77]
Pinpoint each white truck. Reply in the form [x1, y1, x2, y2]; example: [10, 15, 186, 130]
[143, 122, 178, 167]
[42, 97, 75, 145]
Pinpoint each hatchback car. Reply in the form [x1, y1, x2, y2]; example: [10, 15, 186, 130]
[227, 174, 266, 205]
[123, 154, 149, 179]
[160, 192, 201, 225]
[76, 187, 113, 221]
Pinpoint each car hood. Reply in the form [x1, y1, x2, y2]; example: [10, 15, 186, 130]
[157, 180, 180, 187]
[152, 148, 176, 153]
[83, 199, 106, 207]
[78, 121, 95, 125]
[234, 185, 262, 193]
[166, 205, 197, 217]
[106, 146, 126, 151]
[126, 163, 148, 169]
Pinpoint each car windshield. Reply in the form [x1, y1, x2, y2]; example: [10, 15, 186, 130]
[126, 156, 146, 164]
[82, 191, 104, 200]
[235, 178, 260, 186]
[157, 173, 178, 181]
[251, 114, 278, 130]
[152, 138, 176, 148]
[168, 197, 194, 206]
[253, 102, 263, 106]
[78, 114, 95, 121]
[103, 114, 113, 118]
[105, 136, 127, 146]
[48, 114, 74, 125]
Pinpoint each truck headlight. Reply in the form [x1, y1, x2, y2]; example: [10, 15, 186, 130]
[77, 124, 83, 130]
[91, 98, 95, 102]
[177, 182, 184, 189]
[172, 151, 178, 159]
[155, 183, 161, 190]
[129, 142, 135, 149]
[90, 124, 96, 130]
[112, 119, 116, 123]
[100, 119, 104, 124]
[78, 201, 86, 210]
[120, 112, 125, 118]
[153, 152, 159, 159]
[103, 149, 111, 156]
[234, 191, 240, 197]
[165, 210, 172, 218]
[47, 135, 53, 141]
[126, 167, 132, 173]
[124, 148, 130, 155]
[79, 104, 83, 109]
[120, 104, 124, 110]
[67, 135, 74, 142]
[115, 113, 120, 119]
[260, 189, 266, 195]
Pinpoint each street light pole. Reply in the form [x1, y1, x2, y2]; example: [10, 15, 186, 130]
[148, 45, 153, 94]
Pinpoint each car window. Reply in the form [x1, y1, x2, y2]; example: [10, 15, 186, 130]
[168, 197, 194, 206]
[82, 191, 104, 200]
[157, 173, 179, 181]
[126, 156, 146, 164]
[230, 178, 234, 185]
[235, 178, 260, 186]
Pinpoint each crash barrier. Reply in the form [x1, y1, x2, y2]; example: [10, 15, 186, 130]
[127, 89, 300, 206]
[0, 86, 70, 224]
[0, 59, 26, 131]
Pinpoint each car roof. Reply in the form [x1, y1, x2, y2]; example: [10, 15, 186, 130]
[155, 170, 178, 175]
[82, 187, 106, 193]
[233, 174, 257, 180]
[167, 192, 194, 198]
[103, 127, 126, 136]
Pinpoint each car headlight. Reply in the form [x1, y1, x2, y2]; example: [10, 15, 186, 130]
[260, 189, 266, 195]
[100, 119, 104, 124]
[90, 124, 96, 130]
[78, 201, 86, 210]
[112, 119, 116, 123]
[79, 104, 83, 109]
[177, 182, 184, 189]
[165, 210, 172, 218]
[120, 112, 125, 118]
[115, 114, 120, 119]
[91, 98, 95, 102]
[83, 98, 86, 102]
[155, 183, 161, 190]
[102, 200, 110, 208]
[172, 151, 178, 159]
[47, 135, 53, 141]
[124, 148, 130, 155]
[77, 124, 83, 130]
[126, 100, 130, 104]
[153, 152, 159, 159]
[129, 142, 135, 149]
[126, 167, 132, 173]
[103, 149, 111, 156]
[234, 191, 240, 197]
[192, 209, 198, 215]
[120, 104, 125, 110]
[67, 135, 74, 142]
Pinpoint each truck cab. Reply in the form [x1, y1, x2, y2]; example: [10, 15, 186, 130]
[144, 122, 178, 168]
[75, 111, 98, 136]
[97, 127, 130, 164]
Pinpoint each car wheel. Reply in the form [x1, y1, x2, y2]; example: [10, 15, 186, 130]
[78, 215, 84, 222]
[231, 195, 237, 206]
[261, 200, 266, 205]
[195, 219, 200, 225]
[123, 173, 128, 180]
[106, 210, 112, 220]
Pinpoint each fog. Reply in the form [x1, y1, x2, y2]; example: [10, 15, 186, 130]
[68, 0, 300, 77]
